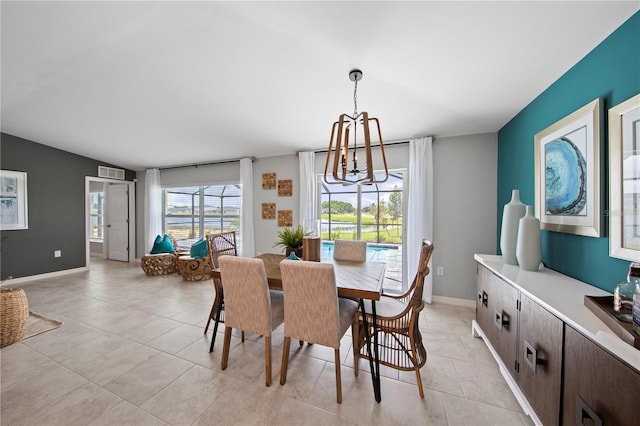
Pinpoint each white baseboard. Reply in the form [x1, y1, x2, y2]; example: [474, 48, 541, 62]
[431, 295, 476, 309]
[471, 320, 541, 426]
[1, 267, 88, 286]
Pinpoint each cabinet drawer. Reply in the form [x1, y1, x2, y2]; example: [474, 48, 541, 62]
[563, 325, 640, 425]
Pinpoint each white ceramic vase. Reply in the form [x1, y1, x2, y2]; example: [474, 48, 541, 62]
[500, 190, 526, 265]
[516, 205, 542, 271]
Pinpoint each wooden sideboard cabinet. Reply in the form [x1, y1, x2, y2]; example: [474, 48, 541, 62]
[473, 255, 640, 426]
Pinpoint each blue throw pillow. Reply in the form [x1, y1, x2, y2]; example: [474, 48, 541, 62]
[150, 234, 175, 254]
[190, 238, 208, 259]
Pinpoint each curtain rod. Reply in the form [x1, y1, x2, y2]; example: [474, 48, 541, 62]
[159, 156, 256, 171]
[311, 139, 410, 154]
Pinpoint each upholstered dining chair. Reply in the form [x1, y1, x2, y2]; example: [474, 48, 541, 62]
[333, 239, 367, 262]
[218, 256, 285, 386]
[279, 260, 359, 403]
[353, 239, 434, 398]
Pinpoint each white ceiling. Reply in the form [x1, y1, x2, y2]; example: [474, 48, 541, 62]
[2, 1, 638, 171]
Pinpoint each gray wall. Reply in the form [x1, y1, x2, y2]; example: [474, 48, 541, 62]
[432, 133, 498, 300]
[0, 133, 135, 279]
[135, 134, 497, 301]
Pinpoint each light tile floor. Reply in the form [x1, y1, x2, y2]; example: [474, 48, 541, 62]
[1, 257, 533, 425]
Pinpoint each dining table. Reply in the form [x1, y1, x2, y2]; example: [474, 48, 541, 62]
[211, 253, 386, 402]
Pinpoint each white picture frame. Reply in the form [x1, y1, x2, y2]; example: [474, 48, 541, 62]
[0, 170, 29, 230]
[534, 98, 602, 237]
[609, 93, 640, 261]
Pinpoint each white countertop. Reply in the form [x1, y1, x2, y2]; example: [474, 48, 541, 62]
[475, 254, 640, 371]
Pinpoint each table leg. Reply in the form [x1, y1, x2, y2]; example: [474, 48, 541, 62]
[359, 299, 382, 402]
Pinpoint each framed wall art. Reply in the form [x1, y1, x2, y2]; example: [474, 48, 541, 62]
[534, 98, 602, 237]
[0, 170, 29, 230]
[608, 93, 640, 261]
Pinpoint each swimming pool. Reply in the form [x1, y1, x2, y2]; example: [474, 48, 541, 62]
[320, 241, 399, 262]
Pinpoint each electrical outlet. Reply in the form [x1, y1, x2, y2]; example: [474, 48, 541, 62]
[54, 250, 62, 258]
[436, 266, 444, 276]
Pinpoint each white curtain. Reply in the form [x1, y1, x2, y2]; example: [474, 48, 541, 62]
[298, 151, 318, 234]
[144, 168, 162, 254]
[240, 158, 255, 257]
[406, 137, 434, 302]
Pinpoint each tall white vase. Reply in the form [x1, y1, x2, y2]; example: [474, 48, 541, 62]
[500, 190, 526, 265]
[516, 205, 542, 271]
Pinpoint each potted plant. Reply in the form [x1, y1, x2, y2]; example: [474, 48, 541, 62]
[273, 225, 308, 258]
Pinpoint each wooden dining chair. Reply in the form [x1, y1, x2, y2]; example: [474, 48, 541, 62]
[218, 256, 284, 386]
[279, 260, 359, 403]
[333, 240, 367, 262]
[205, 231, 241, 352]
[353, 239, 434, 398]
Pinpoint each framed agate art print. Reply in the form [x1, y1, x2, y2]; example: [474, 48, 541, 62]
[534, 98, 602, 237]
[608, 93, 640, 261]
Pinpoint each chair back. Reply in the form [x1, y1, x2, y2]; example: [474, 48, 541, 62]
[409, 240, 434, 306]
[218, 256, 273, 336]
[333, 240, 367, 262]
[280, 260, 341, 348]
[207, 231, 238, 268]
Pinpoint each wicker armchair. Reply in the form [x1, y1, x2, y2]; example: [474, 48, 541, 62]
[333, 240, 367, 262]
[353, 239, 434, 398]
[141, 236, 180, 276]
[204, 231, 239, 352]
[279, 260, 359, 403]
[218, 256, 285, 386]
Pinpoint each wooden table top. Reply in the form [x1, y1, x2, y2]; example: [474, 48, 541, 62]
[258, 253, 385, 301]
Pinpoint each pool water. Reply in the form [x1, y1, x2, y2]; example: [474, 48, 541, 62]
[320, 241, 398, 262]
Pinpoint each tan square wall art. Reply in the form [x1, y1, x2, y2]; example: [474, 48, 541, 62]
[278, 210, 293, 227]
[262, 173, 276, 189]
[278, 179, 292, 196]
[262, 203, 276, 220]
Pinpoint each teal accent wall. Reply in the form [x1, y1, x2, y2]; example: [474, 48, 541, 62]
[497, 11, 640, 292]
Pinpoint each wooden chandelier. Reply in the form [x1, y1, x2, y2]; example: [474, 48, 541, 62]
[323, 70, 388, 185]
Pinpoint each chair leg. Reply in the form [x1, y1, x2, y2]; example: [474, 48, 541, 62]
[209, 304, 223, 353]
[265, 335, 272, 387]
[221, 327, 232, 370]
[280, 336, 291, 385]
[241, 331, 245, 342]
[352, 318, 360, 377]
[334, 348, 342, 404]
[415, 366, 425, 398]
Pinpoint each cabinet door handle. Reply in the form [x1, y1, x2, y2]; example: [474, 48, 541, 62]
[494, 309, 509, 330]
[523, 339, 537, 373]
[576, 395, 602, 426]
[482, 291, 488, 307]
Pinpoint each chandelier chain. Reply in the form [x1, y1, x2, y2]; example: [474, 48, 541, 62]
[353, 78, 358, 117]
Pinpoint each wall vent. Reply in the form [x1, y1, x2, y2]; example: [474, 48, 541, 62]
[98, 166, 125, 180]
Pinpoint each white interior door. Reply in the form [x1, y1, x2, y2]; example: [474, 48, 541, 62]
[107, 183, 129, 261]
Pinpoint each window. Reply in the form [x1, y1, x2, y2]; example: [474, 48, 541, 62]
[89, 191, 104, 241]
[321, 171, 405, 292]
[321, 171, 404, 243]
[163, 184, 241, 249]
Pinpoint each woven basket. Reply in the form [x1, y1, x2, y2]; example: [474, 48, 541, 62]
[1, 288, 29, 347]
